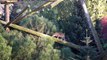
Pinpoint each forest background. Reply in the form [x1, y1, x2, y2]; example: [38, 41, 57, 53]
[0, 0, 107, 60]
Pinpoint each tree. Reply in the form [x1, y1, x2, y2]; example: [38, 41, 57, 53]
[0, 34, 12, 60]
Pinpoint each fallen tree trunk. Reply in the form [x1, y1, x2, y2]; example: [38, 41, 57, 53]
[0, 20, 82, 50]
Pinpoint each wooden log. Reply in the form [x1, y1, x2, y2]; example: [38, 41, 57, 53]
[4, 1, 11, 32]
[0, 0, 17, 2]
[0, 20, 82, 50]
[0, 0, 17, 4]
[51, 0, 63, 8]
[4, 3, 10, 23]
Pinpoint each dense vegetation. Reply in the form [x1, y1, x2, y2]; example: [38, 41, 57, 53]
[0, 0, 107, 60]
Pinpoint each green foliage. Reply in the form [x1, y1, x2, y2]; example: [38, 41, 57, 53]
[36, 0, 87, 42]
[1, 30, 36, 60]
[86, 0, 107, 22]
[0, 24, 61, 60]
[0, 24, 84, 60]
[61, 47, 79, 60]
[12, 35, 36, 60]
[51, 0, 79, 20]
[34, 38, 60, 60]
[19, 15, 58, 35]
[1, 0, 106, 60]
[0, 34, 12, 60]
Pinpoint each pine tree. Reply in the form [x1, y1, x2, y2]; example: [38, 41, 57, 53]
[0, 34, 12, 60]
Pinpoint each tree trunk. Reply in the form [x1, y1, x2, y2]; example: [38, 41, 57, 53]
[79, 0, 103, 52]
